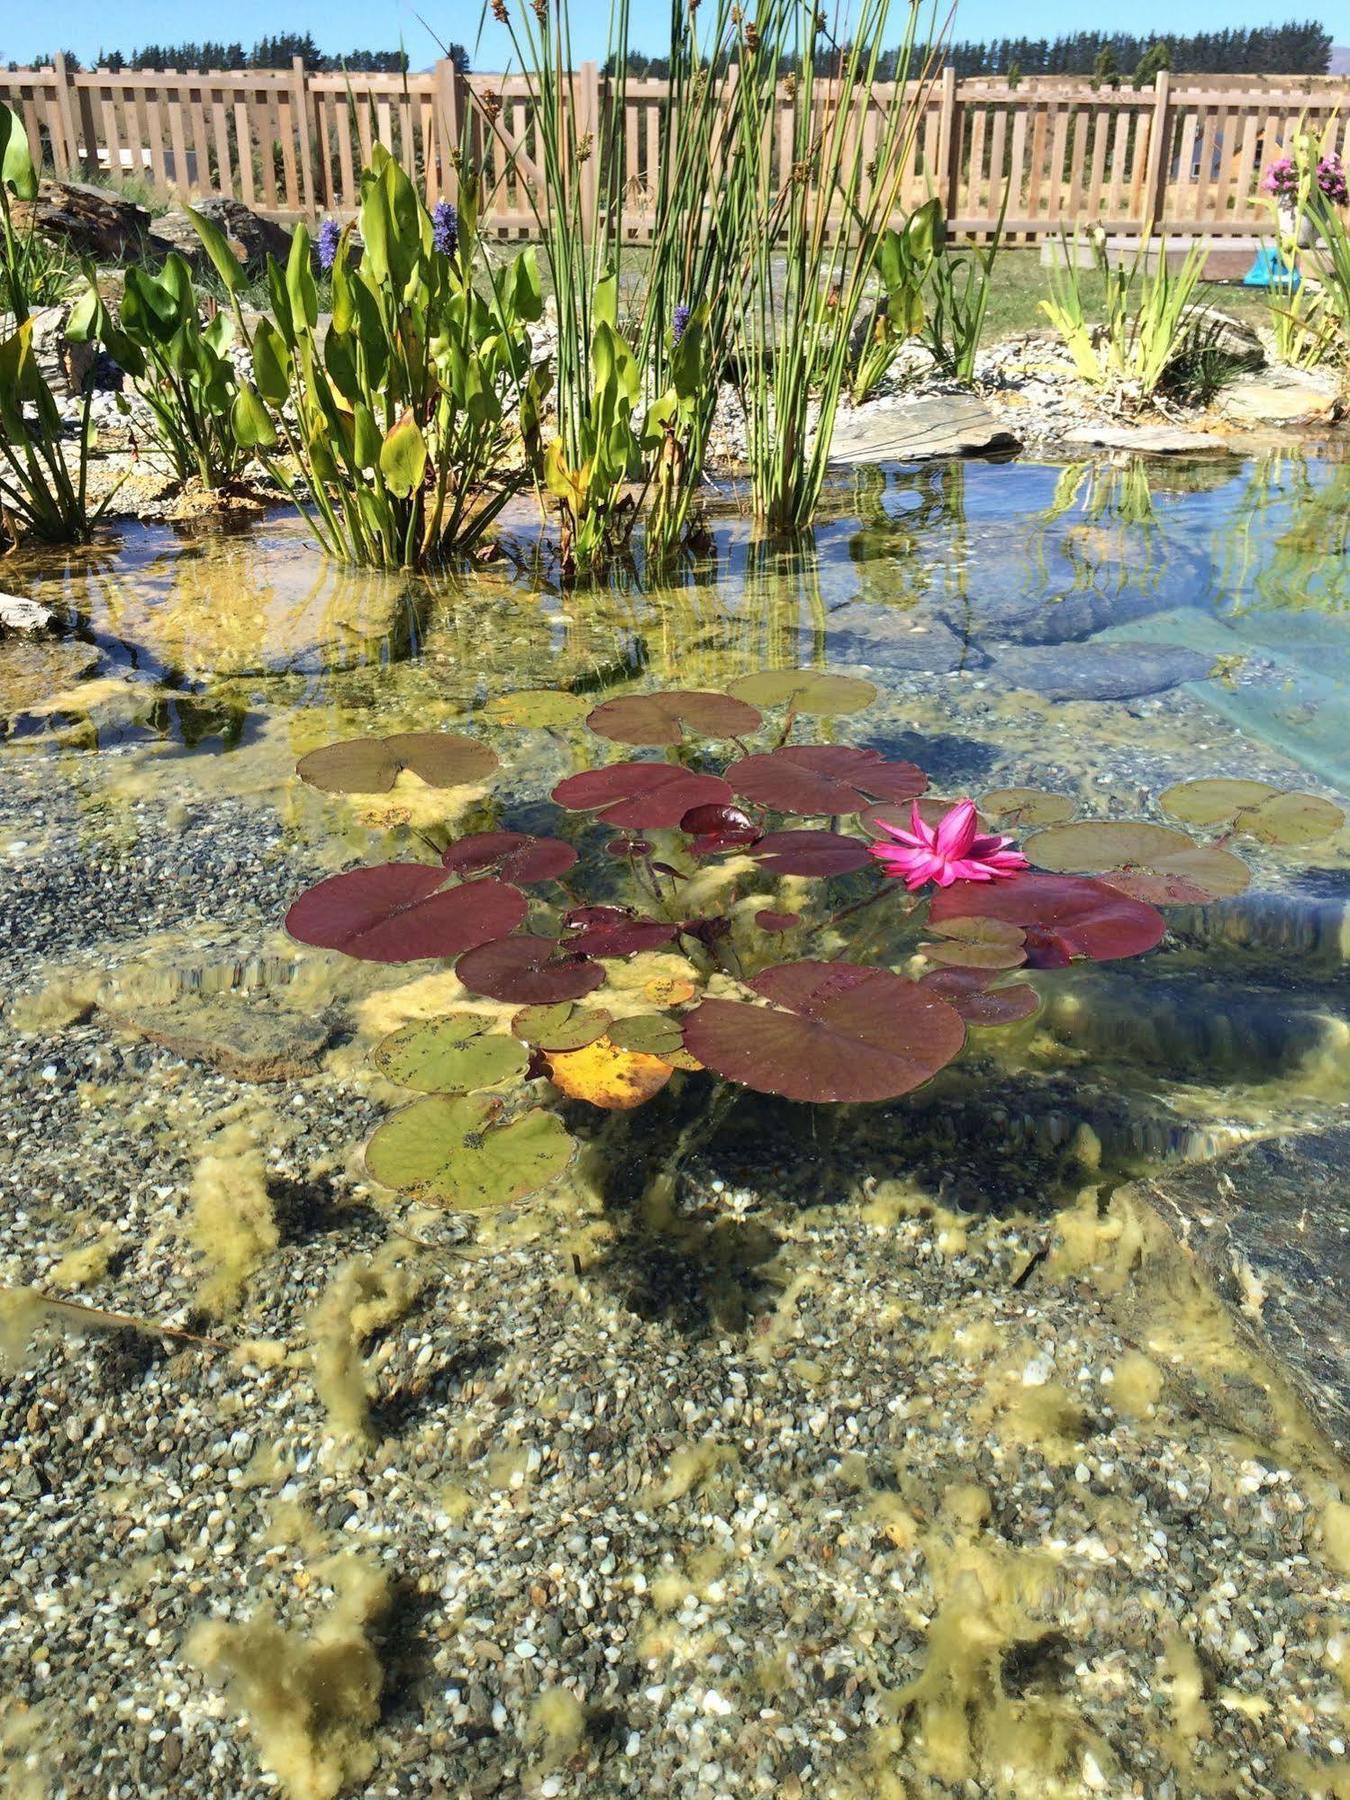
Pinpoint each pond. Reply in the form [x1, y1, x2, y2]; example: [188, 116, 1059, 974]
[1, 450, 1347, 1799]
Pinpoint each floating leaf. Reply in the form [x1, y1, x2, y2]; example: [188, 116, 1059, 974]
[552, 763, 734, 829]
[751, 830, 873, 876]
[607, 1013, 686, 1057]
[1024, 820, 1249, 901]
[364, 1092, 574, 1208]
[285, 868, 526, 962]
[755, 910, 802, 933]
[1094, 869, 1216, 906]
[1159, 778, 1279, 827]
[441, 830, 577, 884]
[296, 731, 497, 794]
[680, 801, 760, 855]
[457, 935, 606, 1004]
[729, 745, 927, 817]
[930, 874, 1166, 968]
[371, 1013, 528, 1092]
[682, 960, 965, 1103]
[728, 669, 878, 715]
[918, 968, 1041, 1027]
[564, 915, 678, 957]
[981, 788, 1075, 827]
[483, 689, 591, 728]
[1236, 791, 1344, 846]
[543, 1035, 675, 1109]
[923, 937, 1026, 971]
[585, 689, 762, 746]
[510, 1002, 613, 1050]
[644, 974, 697, 1006]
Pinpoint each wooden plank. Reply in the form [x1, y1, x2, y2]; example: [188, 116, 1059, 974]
[1175, 106, 1200, 223]
[188, 83, 212, 194]
[233, 99, 255, 203]
[167, 91, 190, 194]
[292, 58, 316, 213]
[259, 89, 279, 208]
[336, 95, 357, 207]
[212, 96, 233, 197]
[53, 53, 80, 171]
[1087, 102, 1110, 215]
[1066, 110, 1088, 223]
[1008, 104, 1028, 220]
[1194, 100, 1219, 222]
[1025, 99, 1048, 220]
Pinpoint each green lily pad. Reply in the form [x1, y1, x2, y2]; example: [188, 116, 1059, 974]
[980, 788, 1075, 827]
[364, 1093, 575, 1209]
[1237, 791, 1344, 846]
[727, 669, 878, 715]
[371, 1013, 528, 1093]
[924, 917, 1027, 970]
[1159, 778, 1280, 827]
[482, 690, 591, 729]
[1024, 820, 1250, 900]
[296, 731, 497, 794]
[607, 1013, 686, 1057]
[510, 1003, 613, 1051]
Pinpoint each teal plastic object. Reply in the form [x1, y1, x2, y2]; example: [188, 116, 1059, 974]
[1243, 246, 1300, 290]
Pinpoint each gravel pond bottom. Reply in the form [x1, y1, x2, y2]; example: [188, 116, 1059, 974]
[1, 468, 1349, 1799]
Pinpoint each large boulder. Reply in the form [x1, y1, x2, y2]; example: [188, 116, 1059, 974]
[9, 179, 151, 261]
[150, 198, 293, 276]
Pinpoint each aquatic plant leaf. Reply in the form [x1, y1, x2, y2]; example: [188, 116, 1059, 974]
[1094, 870, 1216, 906]
[544, 1036, 675, 1109]
[643, 974, 697, 1006]
[371, 1013, 528, 1092]
[918, 968, 1041, 1026]
[1024, 820, 1249, 900]
[440, 830, 577, 884]
[728, 669, 878, 715]
[930, 874, 1166, 967]
[1237, 791, 1344, 846]
[680, 803, 757, 836]
[729, 746, 927, 817]
[564, 916, 678, 957]
[1158, 778, 1279, 827]
[607, 1014, 687, 1057]
[682, 960, 965, 1103]
[364, 1093, 574, 1208]
[510, 1003, 613, 1050]
[296, 732, 498, 794]
[285, 868, 526, 962]
[755, 910, 802, 933]
[482, 689, 591, 728]
[552, 763, 734, 829]
[751, 830, 873, 876]
[457, 935, 606, 1004]
[923, 937, 1027, 971]
[980, 788, 1076, 827]
[862, 796, 983, 837]
[585, 689, 762, 746]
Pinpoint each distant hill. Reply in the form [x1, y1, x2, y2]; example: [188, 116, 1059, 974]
[1330, 44, 1350, 72]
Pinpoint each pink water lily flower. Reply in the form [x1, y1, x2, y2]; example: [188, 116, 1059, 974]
[869, 799, 1029, 890]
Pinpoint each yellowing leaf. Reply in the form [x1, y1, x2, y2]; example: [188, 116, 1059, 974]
[544, 1036, 674, 1110]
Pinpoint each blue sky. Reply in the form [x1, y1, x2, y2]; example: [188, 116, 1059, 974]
[9, 1, 1338, 69]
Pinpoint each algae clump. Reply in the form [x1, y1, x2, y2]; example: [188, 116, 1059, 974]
[308, 1246, 423, 1442]
[187, 1121, 279, 1315]
[187, 1557, 389, 1800]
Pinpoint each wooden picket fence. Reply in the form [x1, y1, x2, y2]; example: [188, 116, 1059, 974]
[3, 55, 1347, 241]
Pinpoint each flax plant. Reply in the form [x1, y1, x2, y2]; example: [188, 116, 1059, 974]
[1041, 230, 1211, 398]
[733, 0, 942, 534]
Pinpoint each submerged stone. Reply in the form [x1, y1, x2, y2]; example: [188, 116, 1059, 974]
[1119, 1127, 1350, 1457]
[0, 595, 60, 636]
[110, 998, 333, 1083]
[986, 641, 1213, 700]
[0, 639, 99, 724]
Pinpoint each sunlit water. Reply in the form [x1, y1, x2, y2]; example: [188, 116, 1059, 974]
[2, 451, 1348, 1799]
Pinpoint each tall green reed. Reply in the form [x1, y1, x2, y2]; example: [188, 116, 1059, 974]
[1040, 230, 1211, 397]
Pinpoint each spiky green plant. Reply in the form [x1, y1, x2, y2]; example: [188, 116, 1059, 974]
[1040, 230, 1212, 397]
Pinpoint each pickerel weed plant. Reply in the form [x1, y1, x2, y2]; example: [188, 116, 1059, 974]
[851, 200, 941, 404]
[193, 150, 549, 568]
[278, 672, 1340, 1219]
[68, 254, 250, 489]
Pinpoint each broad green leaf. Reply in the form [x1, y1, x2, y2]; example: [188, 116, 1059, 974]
[378, 413, 428, 498]
[1159, 778, 1279, 827]
[1237, 791, 1344, 846]
[728, 669, 878, 715]
[252, 319, 292, 406]
[510, 247, 543, 323]
[231, 385, 277, 449]
[286, 224, 318, 332]
[482, 689, 590, 728]
[371, 1013, 529, 1092]
[0, 102, 38, 200]
[353, 403, 382, 470]
[510, 1002, 612, 1051]
[364, 1093, 574, 1208]
[186, 204, 246, 296]
[981, 787, 1075, 826]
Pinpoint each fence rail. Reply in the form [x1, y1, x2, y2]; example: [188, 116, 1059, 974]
[4, 56, 1347, 241]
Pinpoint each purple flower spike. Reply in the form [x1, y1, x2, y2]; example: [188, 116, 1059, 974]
[432, 200, 459, 257]
[672, 303, 691, 344]
[317, 218, 341, 274]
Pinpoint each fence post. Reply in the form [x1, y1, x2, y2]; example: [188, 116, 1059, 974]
[435, 57, 462, 203]
[577, 60, 600, 239]
[290, 56, 316, 215]
[937, 65, 961, 219]
[52, 52, 81, 174]
[1141, 68, 1171, 236]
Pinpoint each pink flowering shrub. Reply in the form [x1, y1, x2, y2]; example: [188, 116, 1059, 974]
[1262, 150, 1348, 206]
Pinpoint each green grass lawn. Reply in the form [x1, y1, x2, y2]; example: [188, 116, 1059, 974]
[977, 247, 1274, 341]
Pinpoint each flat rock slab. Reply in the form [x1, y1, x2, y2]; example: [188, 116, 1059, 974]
[0, 595, 59, 636]
[0, 640, 99, 723]
[1120, 1126, 1350, 1457]
[109, 999, 332, 1083]
[819, 606, 978, 674]
[1062, 424, 1233, 455]
[1219, 373, 1342, 428]
[830, 394, 1021, 464]
[986, 641, 1214, 700]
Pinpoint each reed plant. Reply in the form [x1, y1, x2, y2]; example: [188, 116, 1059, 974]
[1041, 230, 1211, 397]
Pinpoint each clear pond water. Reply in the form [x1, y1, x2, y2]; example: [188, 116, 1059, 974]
[0, 450, 1347, 1800]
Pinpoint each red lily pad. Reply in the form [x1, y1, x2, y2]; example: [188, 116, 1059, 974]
[585, 690, 762, 746]
[440, 830, 578, 884]
[564, 915, 678, 957]
[680, 802, 761, 857]
[681, 960, 965, 1103]
[552, 764, 734, 829]
[918, 967, 1041, 1026]
[285, 867, 526, 963]
[1024, 820, 1249, 901]
[456, 935, 607, 1004]
[755, 910, 802, 933]
[296, 731, 497, 794]
[930, 873, 1166, 968]
[1094, 869, 1217, 906]
[751, 830, 873, 877]
[729, 745, 927, 817]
